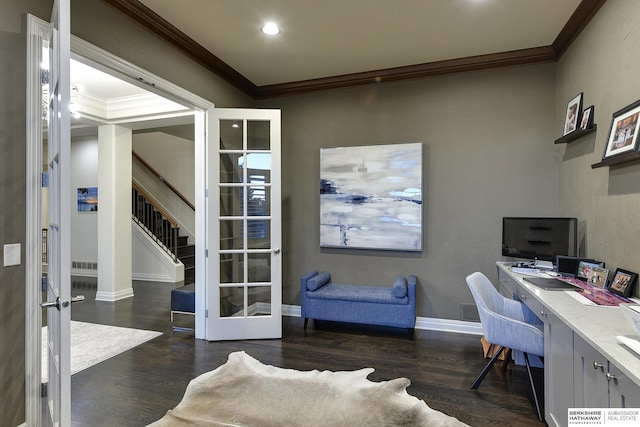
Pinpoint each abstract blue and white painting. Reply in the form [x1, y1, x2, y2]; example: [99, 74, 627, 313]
[320, 142, 422, 251]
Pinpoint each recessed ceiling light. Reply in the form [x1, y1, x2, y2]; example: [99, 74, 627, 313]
[261, 22, 280, 36]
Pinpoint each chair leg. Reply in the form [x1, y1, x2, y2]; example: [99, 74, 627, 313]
[471, 346, 505, 389]
[502, 348, 512, 372]
[524, 352, 543, 422]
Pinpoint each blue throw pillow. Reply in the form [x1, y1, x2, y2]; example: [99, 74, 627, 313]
[392, 276, 407, 298]
[307, 272, 331, 291]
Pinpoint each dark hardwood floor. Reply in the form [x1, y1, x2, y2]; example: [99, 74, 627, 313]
[66, 277, 545, 426]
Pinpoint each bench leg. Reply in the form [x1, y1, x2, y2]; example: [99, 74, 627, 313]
[408, 327, 414, 340]
[303, 318, 309, 329]
[171, 310, 195, 332]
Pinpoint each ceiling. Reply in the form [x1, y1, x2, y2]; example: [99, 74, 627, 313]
[102, 0, 606, 98]
[69, 59, 193, 133]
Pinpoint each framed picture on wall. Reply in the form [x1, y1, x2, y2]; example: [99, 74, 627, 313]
[580, 105, 594, 130]
[77, 187, 98, 212]
[319, 142, 423, 251]
[608, 268, 638, 298]
[563, 93, 583, 135]
[602, 99, 640, 159]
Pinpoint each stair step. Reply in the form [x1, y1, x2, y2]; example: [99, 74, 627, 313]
[177, 235, 189, 247]
[180, 254, 195, 268]
[177, 244, 195, 257]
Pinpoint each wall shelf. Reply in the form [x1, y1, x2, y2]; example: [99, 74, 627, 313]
[591, 151, 640, 169]
[554, 125, 597, 144]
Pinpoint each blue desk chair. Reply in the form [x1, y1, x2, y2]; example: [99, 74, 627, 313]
[466, 272, 544, 421]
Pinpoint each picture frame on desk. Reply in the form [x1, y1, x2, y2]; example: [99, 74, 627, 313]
[563, 92, 583, 135]
[587, 267, 609, 288]
[608, 268, 638, 298]
[602, 99, 640, 159]
[576, 260, 604, 281]
[580, 105, 594, 130]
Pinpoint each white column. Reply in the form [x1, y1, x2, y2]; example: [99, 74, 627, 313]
[96, 125, 134, 301]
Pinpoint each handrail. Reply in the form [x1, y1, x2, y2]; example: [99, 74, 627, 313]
[132, 151, 195, 211]
[132, 182, 178, 227]
[132, 185, 179, 262]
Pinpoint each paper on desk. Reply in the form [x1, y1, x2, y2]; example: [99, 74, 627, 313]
[565, 290, 596, 305]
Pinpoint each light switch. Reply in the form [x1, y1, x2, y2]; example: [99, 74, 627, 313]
[3, 243, 21, 267]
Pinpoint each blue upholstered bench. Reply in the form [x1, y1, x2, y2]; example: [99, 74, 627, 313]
[171, 283, 195, 331]
[300, 271, 417, 338]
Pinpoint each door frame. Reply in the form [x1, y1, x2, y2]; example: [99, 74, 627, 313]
[25, 14, 49, 426]
[25, 33, 214, 424]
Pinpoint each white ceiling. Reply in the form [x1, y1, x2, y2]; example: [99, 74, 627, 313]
[137, 0, 582, 87]
[69, 59, 192, 132]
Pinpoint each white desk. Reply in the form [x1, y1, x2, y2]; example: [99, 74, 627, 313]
[496, 262, 640, 427]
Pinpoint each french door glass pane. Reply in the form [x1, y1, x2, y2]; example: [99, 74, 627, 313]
[220, 286, 244, 317]
[219, 153, 243, 183]
[248, 253, 271, 283]
[220, 253, 243, 283]
[219, 119, 243, 150]
[247, 186, 269, 216]
[248, 220, 270, 248]
[246, 153, 271, 182]
[220, 187, 243, 217]
[220, 220, 243, 250]
[247, 120, 270, 150]
[248, 286, 271, 316]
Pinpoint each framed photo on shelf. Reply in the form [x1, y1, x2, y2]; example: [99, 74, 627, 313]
[602, 99, 640, 159]
[608, 268, 638, 298]
[580, 105, 594, 130]
[563, 93, 583, 135]
[587, 266, 609, 288]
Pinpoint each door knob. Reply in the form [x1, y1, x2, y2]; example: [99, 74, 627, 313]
[41, 295, 85, 310]
[41, 297, 61, 310]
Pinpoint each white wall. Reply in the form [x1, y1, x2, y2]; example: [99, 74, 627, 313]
[133, 131, 195, 203]
[70, 135, 99, 271]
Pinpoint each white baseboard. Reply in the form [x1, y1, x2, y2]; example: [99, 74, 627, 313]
[132, 272, 175, 282]
[282, 304, 483, 335]
[71, 268, 98, 278]
[95, 288, 135, 302]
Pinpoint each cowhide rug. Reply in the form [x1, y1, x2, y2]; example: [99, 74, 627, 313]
[149, 351, 469, 426]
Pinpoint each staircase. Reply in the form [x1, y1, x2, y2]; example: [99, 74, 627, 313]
[176, 235, 195, 285]
[132, 186, 194, 283]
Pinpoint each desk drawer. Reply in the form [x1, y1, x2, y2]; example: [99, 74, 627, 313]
[514, 285, 545, 321]
[497, 269, 517, 297]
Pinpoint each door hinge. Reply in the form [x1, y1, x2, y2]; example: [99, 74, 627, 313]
[205, 189, 208, 198]
[205, 249, 208, 257]
[205, 309, 209, 318]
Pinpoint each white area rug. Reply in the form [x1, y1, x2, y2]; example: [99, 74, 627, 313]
[42, 321, 162, 381]
[149, 351, 469, 427]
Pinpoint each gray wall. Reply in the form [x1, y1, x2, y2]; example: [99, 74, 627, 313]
[259, 64, 560, 320]
[0, 1, 52, 425]
[556, 0, 640, 297]
[70, 0, 254, 109]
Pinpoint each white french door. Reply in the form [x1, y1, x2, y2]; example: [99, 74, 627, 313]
[42, 0, 72, 425]
[206, 109, 282, 340]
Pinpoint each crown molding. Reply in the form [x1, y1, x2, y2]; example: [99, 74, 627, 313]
[255, 46, 556, 99]
[101, 0, 258, 97]
[101, 0, 607, 100]
[552, 0, 608, 57]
